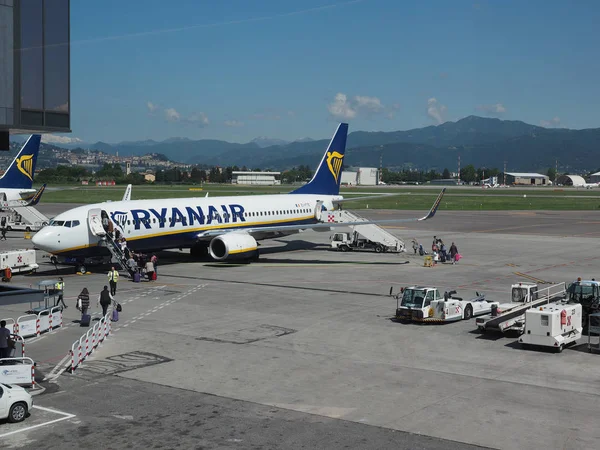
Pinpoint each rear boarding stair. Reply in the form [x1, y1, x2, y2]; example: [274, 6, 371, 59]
[329, 210, 405, 252]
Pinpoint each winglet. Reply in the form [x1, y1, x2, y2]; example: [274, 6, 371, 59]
[26, 184, 46, 206]
[122, 184, 132, 201]
[418, 188, 446, 221]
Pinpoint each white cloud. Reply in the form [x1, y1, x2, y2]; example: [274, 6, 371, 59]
[476, 103, 506, 116]
[225, 120, 244, 127]
[354, 95, 384, 112]
[186, 112, 209, 127]
[540, 117, 561, 128]
[146, 101, 158, 113]
[327, 93, 357, 120]
[165, 108, 181, 122]
[287, 110, 295, 117]
[427, 97, 447, 124]
[41, 134, 83, 145]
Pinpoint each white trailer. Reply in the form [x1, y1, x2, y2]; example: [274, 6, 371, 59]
[429, 291, 500, 322]
[518, 303, 582, 352]
[0, 249, 38, 274]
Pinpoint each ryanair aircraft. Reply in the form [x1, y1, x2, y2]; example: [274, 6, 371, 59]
[32, 124, 444, 270]
[0, 135, 44, 208]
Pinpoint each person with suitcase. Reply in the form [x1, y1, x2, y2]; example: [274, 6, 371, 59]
[97, 285, 114, 317]
[76, 288, 90, 316]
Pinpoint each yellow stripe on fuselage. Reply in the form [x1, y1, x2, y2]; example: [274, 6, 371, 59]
[52, 215, 317, 255]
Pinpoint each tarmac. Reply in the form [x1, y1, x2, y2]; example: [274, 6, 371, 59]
[1, 205, 600, 449]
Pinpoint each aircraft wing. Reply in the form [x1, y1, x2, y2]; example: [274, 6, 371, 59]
[196, 188, 445, 239]
[0, 184, 46, 208]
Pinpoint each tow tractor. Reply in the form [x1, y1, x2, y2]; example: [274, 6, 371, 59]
[475, 282, 567, 334]
[331, 231, 400, 253]
[393, 286, 498, 322]
[565, 278, 600, 330]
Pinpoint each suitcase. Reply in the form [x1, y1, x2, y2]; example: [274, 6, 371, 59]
[133, 272, 141, 283]
[112, 309, 119, 322]
[80, 314, 91, 327]
[151, 272, 157, 281]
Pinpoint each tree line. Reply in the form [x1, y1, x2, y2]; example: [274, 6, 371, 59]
[34, 162, 563, 186]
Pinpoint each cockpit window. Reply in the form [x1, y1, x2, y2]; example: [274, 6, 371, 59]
[64, 221, 72, 228]
[72, 220, 80, 227]
[49, 220, 65, 226]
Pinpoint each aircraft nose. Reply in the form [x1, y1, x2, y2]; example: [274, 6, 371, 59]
[32, 228, 57, 252]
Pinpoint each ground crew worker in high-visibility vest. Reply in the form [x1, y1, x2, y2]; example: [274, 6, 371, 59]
[54, 277, 67, 308]
[108, 267, 119, 296]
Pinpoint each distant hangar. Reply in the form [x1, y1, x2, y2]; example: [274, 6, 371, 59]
[505, 172, 550, 186]
[556, 174, 586, 187]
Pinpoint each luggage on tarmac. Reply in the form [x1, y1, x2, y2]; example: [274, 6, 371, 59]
[151, 272, 157, 281]
[80, 314, 91, 327]
[133, 272, 141, 283]
[112, 309, 119, 322]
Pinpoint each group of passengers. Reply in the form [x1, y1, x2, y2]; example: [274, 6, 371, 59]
[411, 236, 460, 264]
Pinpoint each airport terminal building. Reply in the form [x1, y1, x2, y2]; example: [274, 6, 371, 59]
[0, 0, 70, 150]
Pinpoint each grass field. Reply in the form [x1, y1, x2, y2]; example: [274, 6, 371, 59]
[37, 184, 600, 210]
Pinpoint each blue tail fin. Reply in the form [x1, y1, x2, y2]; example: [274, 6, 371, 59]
[0, 135, 41, 189]
[291, 123, 348, 196]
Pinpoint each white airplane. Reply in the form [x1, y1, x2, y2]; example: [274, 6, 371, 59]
[32, 123, 445, 272]
[0, 135, 43, 208]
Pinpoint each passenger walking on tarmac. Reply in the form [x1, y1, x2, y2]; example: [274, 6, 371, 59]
[151, 254, 158, 275]
[54, 277, 67, 308]
[0, 226, 6, 240]
[76, 288, 90, 316]
[0, 320, 11, 360]
[97, 286, 114, 316]
[411, 239, 419, 254]
[145, 259, 155, 281]
[107, 267, 119, 295]
[449, 242, 459, 265]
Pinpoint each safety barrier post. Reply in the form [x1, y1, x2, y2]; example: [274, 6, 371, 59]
[70, 339, 80, 372]
[92, 323, 97, 349]
[35, 314, 41, 336]
[86, 329, 93, 356]
[31, 364, 35, 388]
[78, 335, 85, 365]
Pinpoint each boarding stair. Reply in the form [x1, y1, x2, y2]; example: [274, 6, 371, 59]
[330, 210, 405, 252]
[11, 206, 49, 226]
[99, 233, 135, 276]
[477, 283, 567, 333]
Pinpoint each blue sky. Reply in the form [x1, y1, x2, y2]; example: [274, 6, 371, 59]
[60, 0, 600, 145]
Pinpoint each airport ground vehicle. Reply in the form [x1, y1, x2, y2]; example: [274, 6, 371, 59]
[475, 282, 567, 334]
[0, 249, 38, 274]
[1, 213, 45, 232]
[393, 287, 497, 322]
[0, 383, 32, 423]
[331, 231, 397, 253]
[518, 302, 582, 352]
[566, 278, 600, 330]
[429, 290, 499, 322]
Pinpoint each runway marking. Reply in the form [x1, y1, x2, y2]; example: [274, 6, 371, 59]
[44, 353, 72, 381]
[0, 406, 75, 438]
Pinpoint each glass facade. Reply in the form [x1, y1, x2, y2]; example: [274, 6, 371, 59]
[17, 0, 70, 130]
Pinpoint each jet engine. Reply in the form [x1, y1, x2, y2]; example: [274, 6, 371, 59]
[208, 233, 258, 261]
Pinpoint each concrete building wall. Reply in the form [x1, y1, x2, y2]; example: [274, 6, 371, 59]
[0, 1, 14, 126]
[507, 174, 549, 185]
[357, 167, 378, 186]
[341, 171, 357, 185]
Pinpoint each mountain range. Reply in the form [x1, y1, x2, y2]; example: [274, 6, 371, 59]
[16, 116, 600, 172]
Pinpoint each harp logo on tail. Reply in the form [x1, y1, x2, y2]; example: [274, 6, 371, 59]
[16, 154, 35, 181]
[326, 151, 344, 183]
